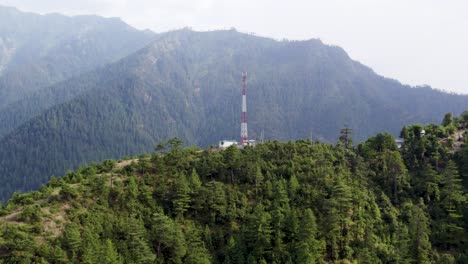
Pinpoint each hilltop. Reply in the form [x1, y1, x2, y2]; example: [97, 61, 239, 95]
[0, 112, 466, 263]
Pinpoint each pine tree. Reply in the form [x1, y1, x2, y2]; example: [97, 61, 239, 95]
[288, 173, 300, 200]
[63, 223, 81, 259]
[255, 165, 264, 196]
[393, 222, 411, 264]
[126, 176, 138, 202]
[127, 216, 156, 264]
[152, 213, 186, 263]
[188, 168, 202, 193]
[414, 164, 440, 204]
[385, 150, 408, 204]
[203, 225, 213, 251]
[131, 239, 156, 264]
[245, 204, 272, 261]
[295, 209, 322, 263]
[339, 126, 353, 148]
[437, 161, 466, 248]
[81, 229, 101, 264]
[101, 239, 122, 264]
[223, 235, 246, 264]
[459, 143, 468, 189]
[409, 200, 432, 264]
[204, 181, 227, 223]
[327, 176, 352, 260]
[284, 209, 299, 248]
[224, 145, 241, 184]
[441, 112, 453, 127]
[49, 245, 69, 264]
[270, 179, 290, 261]
[172, 173, 191, 218]
[188, 168, 203, 211]
[184, 223, 211, 264]
[440, 161, 465, 212]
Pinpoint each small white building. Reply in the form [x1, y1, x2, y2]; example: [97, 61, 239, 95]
[246, 139, 257, 146]
[420, 130, 426, 137]
[218, 140, 238, 149]
[395, 138, 404, 149]
[238, 139, 257, 148]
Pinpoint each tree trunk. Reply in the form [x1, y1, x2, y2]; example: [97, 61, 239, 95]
[231, 169, 234, 185]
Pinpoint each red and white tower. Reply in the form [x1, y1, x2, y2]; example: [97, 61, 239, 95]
[240, 72, 248, 146]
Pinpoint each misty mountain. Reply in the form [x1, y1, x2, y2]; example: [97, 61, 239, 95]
[0, 28, 467, 200]
[0, 5, 155, 109]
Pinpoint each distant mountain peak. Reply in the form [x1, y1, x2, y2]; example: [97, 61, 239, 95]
[0, 6, 156, 108]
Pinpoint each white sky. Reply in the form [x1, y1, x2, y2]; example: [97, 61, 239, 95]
[1, 0, 468, 94]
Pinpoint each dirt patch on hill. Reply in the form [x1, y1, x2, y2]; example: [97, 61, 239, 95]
[41, 203, 70, 238]
[116, 159, 138, 169]
[1, 209, 23, 224]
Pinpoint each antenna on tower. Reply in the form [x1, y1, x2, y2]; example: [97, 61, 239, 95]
[240, 72, 248, 146]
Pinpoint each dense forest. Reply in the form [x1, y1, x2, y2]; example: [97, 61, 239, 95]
[0, 112, 466, 263]
[1, 28, 468, 202]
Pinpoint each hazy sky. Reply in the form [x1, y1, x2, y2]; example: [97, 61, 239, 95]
[1, 0, 468, 94]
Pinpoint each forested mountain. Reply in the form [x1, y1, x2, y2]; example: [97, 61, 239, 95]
[0, 114, 466, 263]
[0, 5, 155, 109]
[0, 28, 468, 201]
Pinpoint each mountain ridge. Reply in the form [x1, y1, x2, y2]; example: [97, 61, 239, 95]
[0, 5, 156, 109]
[0, 16, 467, 202]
